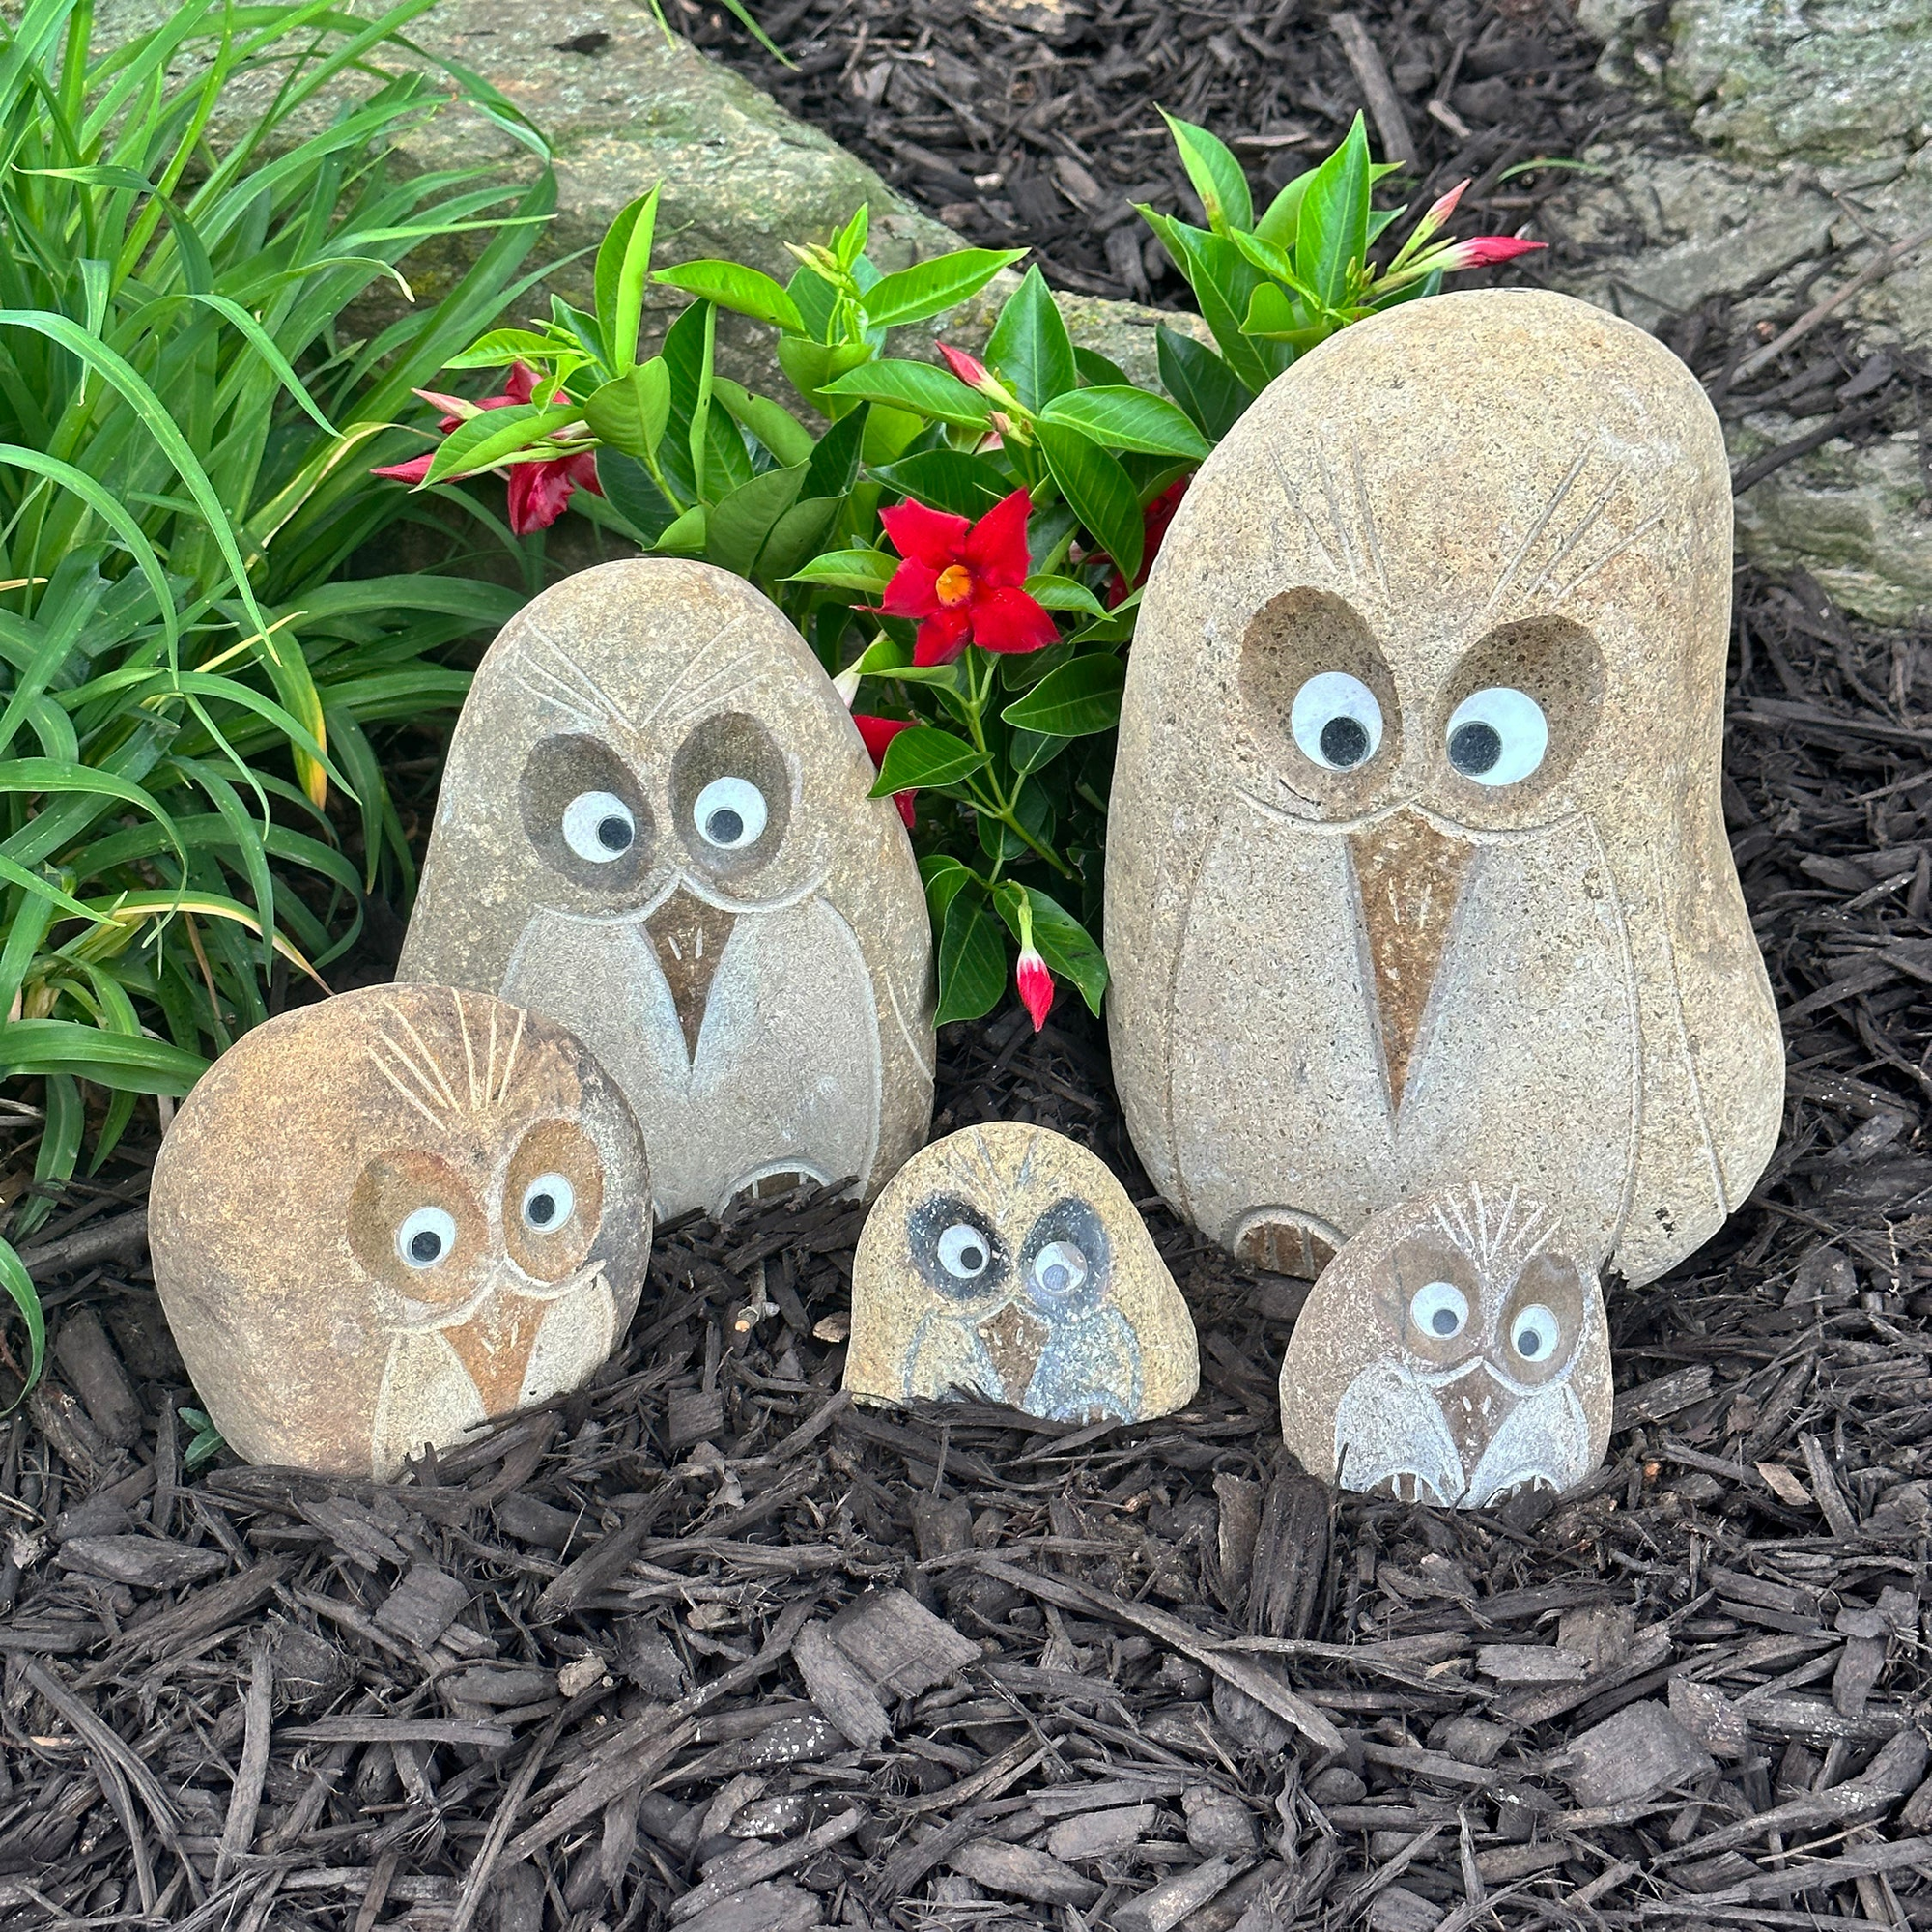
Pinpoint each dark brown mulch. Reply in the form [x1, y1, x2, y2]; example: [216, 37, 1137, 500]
[6, 563, 1932, 1930]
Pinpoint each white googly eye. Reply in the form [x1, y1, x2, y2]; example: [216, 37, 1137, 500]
[694, 776, 768, 850]
[562, 790, 636, 862]
[1446, 687, 1548, 785]
[396, 1206, 457, 1270]
[1511, 1302, 1561, 1363]
[937, 1222, 991, 1281]
[1408, 1279, 1468, 1341]
[522, 1173, 575, 1234]
[1032, 1240, 1088, 1298]
[1291, 671, 1383, 772]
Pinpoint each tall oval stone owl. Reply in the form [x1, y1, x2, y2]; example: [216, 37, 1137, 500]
[399, 560, 935, 1217]
[1106, 289, 1782, 1286]
[149, 985, 652, 1479]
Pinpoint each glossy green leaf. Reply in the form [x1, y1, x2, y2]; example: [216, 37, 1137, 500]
[1294, 111, 1373, 310]
[1023, 574, 1111, 618]
[705, 465, 805, 579]
[920, 852, 980, 924]
[869, 724, 988, 796]
[986, 266, 1077, 411]
[788, 547, 897, 593]
[582, 359, 671, 462]
[1000, 653, 1126, 736]
[1255, 170, 1312, 248]
[859, 248, 1027, 329]
[1159, 108, 1253, 236]
[423, 400, 579, 485]
[0, 1240, 44, 1406]
[1137, 210, 1279, 394]
[869, 449, 1007, 520]
[1156, 326, 1251, 442]
[1038, 386, 1210, 459]
[713, 377, 816, 468]
[1001, 886, 1109, 1012]
[653, 259, 803, 333]
[1037, 422, 1143, 583]
[443, 327, 563, 369]
[595, 185, 660, 373]
[935, 886, 1007, 1026]
[4, 1019, 208, 1094]
[819, 359, 990, 426]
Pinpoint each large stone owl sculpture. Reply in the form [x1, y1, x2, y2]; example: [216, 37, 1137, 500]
[1106, 290, 1783, 1286]
[149, 985, 652, 1480]
[1279, 1183, 1612, 1507]
[399, 560, 935, 1218]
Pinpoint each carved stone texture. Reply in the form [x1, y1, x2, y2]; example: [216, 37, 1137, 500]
[844, 1122, 1198, 1423]
[1279, 1182, 1612, 1508]
[1105, 288, 1783, 1287]
[149, 985, 651, 1480]
[398, 559, 935, 1218]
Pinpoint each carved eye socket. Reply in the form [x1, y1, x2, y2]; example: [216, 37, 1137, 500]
[562, 790, 636, 862]
[396, 1206, 457, 1270]
[937, 1222, 991, 1281]
[1408, 1279, 1468, 1341]
[522, 1173, 575, 1233]
[1447, 687, 1548, 785]
[693, 776, 768, 851]
[1032, 1240, 1088, 1298]
[1292, 671, 1383, 771]
[1510, 1302, 1561, 1363]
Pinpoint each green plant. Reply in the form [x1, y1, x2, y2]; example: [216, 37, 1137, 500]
[0, 0, 558, 1388]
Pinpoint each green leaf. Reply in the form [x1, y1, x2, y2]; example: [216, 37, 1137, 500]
[582, 360, 671, 462]
[1023, 574, 1111, 617]
[1037, 422, 1143, 583]
[1072, 346, 1133, 388]
[920, 854, 980, 925]
[986, 266, 1077, 411]
[1294, 112, 1373, 310]
[870, 724, 989, 796]
[1157, 327, 1251, 442]
[1255, 170, 1312, 248]
[655, 504, 709, 553]
[819, 359, 990, 426]
[1038, 386, 1210, 459]
[705, 465, 805, 579]
[0, 1240, 44, 1405]
[653, 260, 803, 333]
[777, 335, 872, 408]
[713, 378, 816, 468]
[1159, 108, 1254, 236]
[3, 1019, 207, 1094]
[859, 248, 1027, 329]
[1000, 653, 1126, 736]
[596, 185, 660, 373]
[870, 449, 1007, 520]
[801, 404, 867, 500]
[444, 327, 565, 369]
[757, 496, 840, 584]
[1009, 728, 1069, 775]
[1136, 212, 1280, 394]
[936, 886, 1007, 1026]
[423, 400, 579, 485]
[789, 547, 897, 593]
[1002, 887, 1110, 1013]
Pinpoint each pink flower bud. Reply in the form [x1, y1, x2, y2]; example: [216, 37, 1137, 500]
[1015, 946, 1054, 1032]
[1422, 179, 1468, 233]
[1439, 235, 1548, 270]
[938, 342, 994, 391]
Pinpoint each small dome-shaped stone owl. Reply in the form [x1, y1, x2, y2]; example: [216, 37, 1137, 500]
[149, 985, 651, 1479]
[398, 558, 934, 1219]
[844, 1122, 1199, 1423]
[1280, 1183, 1611, 1507]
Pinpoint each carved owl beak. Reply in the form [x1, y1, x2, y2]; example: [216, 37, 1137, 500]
[644, 885, 736, 1059]
[1346, 810, 1477, 1109]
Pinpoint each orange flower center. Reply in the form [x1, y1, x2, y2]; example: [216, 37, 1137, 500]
[934, 563, 975, 607]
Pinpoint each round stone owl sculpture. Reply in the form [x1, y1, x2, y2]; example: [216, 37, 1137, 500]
[398, 559, 935, 1218]
[1279, 1183, 1612, 1507]
[1106, 289, 1783, 1286]
[844, 1122, 1199, 1423]
[149, 985, 652, 1480]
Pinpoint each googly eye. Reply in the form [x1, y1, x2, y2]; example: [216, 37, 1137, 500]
[1446, 687, 1548, 785]
[562, 790, 636, 862]
[522, 1173, 575, 1233]
[1511, 1302, 1561, 1363]
[1291, 671, 1383, 772]
[396, 1206, 457, 1270]
[694, 776, 768, 850]
[936, 1222, 991, 1281]
[1408, 1279, 1468, 1341]
[1032, 1240, 1088, 1298]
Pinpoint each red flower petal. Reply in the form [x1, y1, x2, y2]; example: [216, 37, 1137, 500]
[563, 450, 603, 497]
[371, 452, 436, 484]
[506, 457, 582, 535]
[851, 713, 911, 765]
[912, 607, 973, 666]
[1015, 947, 1054, 1032]
[881, 558, 944, 619]
[1445, 236, 1548, 268]
[881, 498, 973, 569]
[938, 343, 992, 391]
[968, 584, 1058, 655]
[502, 360, 539, 406]
[964, 488, 1034, 588]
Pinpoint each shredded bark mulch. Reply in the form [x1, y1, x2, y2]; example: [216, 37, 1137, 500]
[6, 564, 1932, 1930]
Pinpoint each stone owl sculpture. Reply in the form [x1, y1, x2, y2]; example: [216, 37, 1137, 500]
[1280, 1183, 1612, 1507]
[399, 559, 935, 1218]
[149, 985, 652, 1480]
[1106, 289, 1783, 1286]
[843, 1122, 1199, 1423]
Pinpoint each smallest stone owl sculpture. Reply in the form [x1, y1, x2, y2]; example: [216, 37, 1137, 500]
[843, 1122, 1199, 1424]
[1279, 1183, 1610, 1507]
[150, 985, 652, 1480]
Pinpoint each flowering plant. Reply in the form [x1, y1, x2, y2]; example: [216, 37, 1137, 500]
[380, 114, 1543, 1029]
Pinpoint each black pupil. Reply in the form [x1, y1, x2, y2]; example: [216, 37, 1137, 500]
[706, 808, 744, 845]
[1449, 720, 1503, 776]
[410, 1229, 443, 1264]
[597, 814, 631, 852]
[528, 1192, 556, 1227]
[1320, 715, 1370, 768]
[1431, 1307, 1457, 1336]
[957, 1244, 984, 1273]
[1520, 1327, 1543, 1356]
[1044, 1263, 1068, 1291]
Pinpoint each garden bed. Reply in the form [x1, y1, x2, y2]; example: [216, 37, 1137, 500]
[6, 567, 1932, 1930]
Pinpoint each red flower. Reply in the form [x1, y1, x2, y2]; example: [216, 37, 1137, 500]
[1437, 235, 1547, 270]
[1106, 474, 1192, 608]
[938, 343, 994, 391]
[1015, 945, 1054, 1032]
[879, 489, 1059, 667]
[372, 360, 601, 536]
[851, 714, 917, 829]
